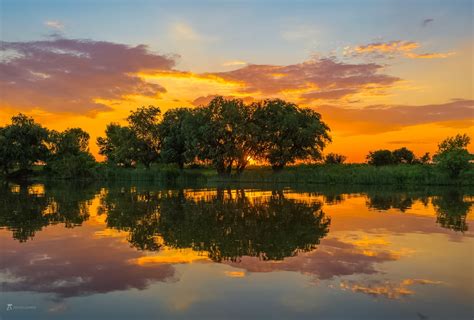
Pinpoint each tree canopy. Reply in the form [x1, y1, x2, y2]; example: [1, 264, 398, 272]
[0, 114, 50, 175]
[434, 134, 473, 178]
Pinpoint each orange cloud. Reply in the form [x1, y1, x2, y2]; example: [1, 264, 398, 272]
[315, 99, 474, 134]
[346, 40, 455, 60]
[210, 57, 400, 102]
[352, 41, 420, 54]
[405, 52, 456, 59]
[340, 278, 442, 299]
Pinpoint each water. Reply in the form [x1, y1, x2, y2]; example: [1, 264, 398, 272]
[0, 182, 473, 320]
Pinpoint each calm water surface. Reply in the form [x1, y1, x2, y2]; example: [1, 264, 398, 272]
[0, 182, 473, 320]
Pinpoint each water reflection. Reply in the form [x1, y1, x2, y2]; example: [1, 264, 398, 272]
[100, 188, 331, 262]
[0, 182, 96, 242]
[363, 188, 472, 232]
[0, 183, 472, 305]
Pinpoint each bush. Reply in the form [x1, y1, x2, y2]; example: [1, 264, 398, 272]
[324, 153, 346, 164]
[434, 134, 473, 178]
[366, 150, 394, 166]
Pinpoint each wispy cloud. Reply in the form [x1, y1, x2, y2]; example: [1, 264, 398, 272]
[281, 25, 319, 41]
[349, 41, 419, 54]
[315, 99, 474, 134]
[345, 40, 455, 60]
[222, 60, 247, 67]
[170, 22, 217, 42]
[44, 20, 64, 30]
[405, 52, 455, 59]
[340, 278, 442, 299]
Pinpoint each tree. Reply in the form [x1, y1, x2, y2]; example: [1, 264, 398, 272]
[253, 99, 331, 171]
[0, 114, 50, 175]
[97, 106, 161, 168]
[392, 147, 415, 164]
[418, 152, 431, 164]
[366, 149, 394, 166]
[190, 96, 257, 175]
[433, 134, 473, 178]
[324, 153, 346, 164]
[158, 108, 194, 169]
[97, 124, 140, 168]
[46, 128, 97, 178]
[127, 105, 161, 156]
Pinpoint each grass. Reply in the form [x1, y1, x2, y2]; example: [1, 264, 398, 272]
[91, 163, 473, 186]
[5, 163, 473, 186]
[220, 164, 474, 185]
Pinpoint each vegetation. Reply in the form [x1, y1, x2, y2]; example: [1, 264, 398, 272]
[324, 153, 347, 164]
[433, 134, 473, 178]
[46, 128, 97, 179]
[0, 97, 472, 184]
[0, 114, 49, 175]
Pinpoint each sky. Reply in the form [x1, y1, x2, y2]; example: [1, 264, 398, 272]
[1, 0, 473, 162]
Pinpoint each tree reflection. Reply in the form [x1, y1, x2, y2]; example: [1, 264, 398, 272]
[363, 188, 471, 232]
[0, 182, 97, 241]
[100, 188, 331, 262]
[432, 190, 471, 232]
[366, 193, 419, 212]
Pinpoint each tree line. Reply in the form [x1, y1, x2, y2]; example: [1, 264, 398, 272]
[97, 96, 331, 175]
[0, 96, 472, 178]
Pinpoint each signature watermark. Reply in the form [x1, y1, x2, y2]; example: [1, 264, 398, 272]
[6, 303, 37, 311]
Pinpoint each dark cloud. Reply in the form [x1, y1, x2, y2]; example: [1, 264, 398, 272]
[0, 38, 177, 114]
[209, 58, 400, 101]
[422, 18, 434, 27]
[314, 99, 474, 134]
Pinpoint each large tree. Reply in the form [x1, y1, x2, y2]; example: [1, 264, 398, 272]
[190, 96, 258, 175]
[97, 106, 161, 168]
[0, 114, 50, 175]
[252, 99, 331, 171]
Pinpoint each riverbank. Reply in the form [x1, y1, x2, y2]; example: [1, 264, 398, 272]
[3, 163, 473, 186]
[81, 164, 474, 186]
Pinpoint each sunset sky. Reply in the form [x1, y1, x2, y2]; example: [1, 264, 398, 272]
[1, 0, 473, 162]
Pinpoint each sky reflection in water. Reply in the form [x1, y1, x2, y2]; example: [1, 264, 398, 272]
[0, 183, 473, 320]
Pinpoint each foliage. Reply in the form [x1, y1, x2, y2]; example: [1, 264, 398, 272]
[324, 153, 347, 164]
[127, 106, 161, 165]
[252, 99, 331, 171]
[366, 149, 394, 166]
[434, 134, 473, 178]
[46, 128, 97, 179]
[392, 147, 415, 164]
[418, 152, 431, 164]
[189, 96, 258, 175]
[158, 108, 194, 169]
[0, 114, 50, 175]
